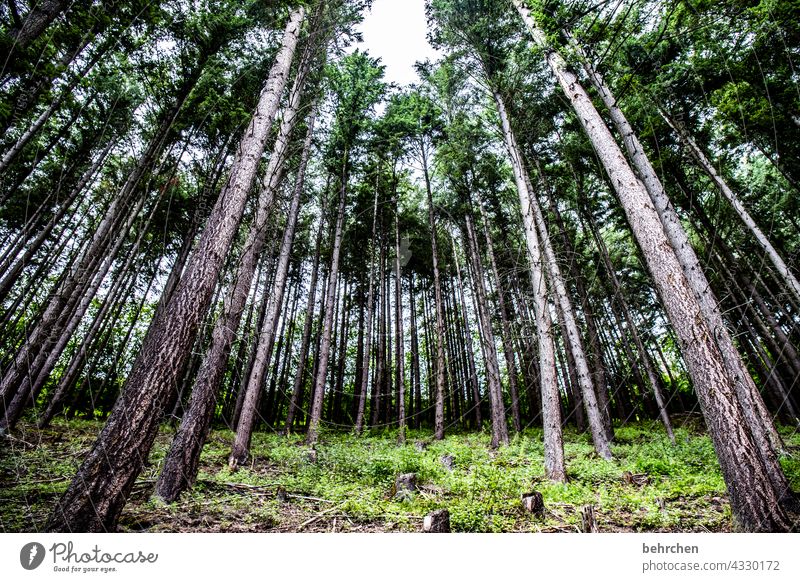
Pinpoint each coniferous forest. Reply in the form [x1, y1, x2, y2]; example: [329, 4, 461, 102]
[1, 0, 800, 534]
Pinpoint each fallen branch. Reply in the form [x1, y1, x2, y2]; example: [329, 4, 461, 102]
[298, 504, 345, 530]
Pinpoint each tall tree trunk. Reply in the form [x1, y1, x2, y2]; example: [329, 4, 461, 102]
[513, 0, 793, 531]
[492, 89, 565, 481]
[477, 203, 521, 432]
[44, 8, 306, 532]
[158, 104, 315, 498]
[305, 176, 347, 446]
[660, 108, 800, 305]
[463, 209, 509, 447]
[394, 194, 406, 443]
[574, 41, 783, 461]
[423, 150, 446, 440]
[581, 206, 675, 443]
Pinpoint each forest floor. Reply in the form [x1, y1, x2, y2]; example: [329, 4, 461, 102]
[2, 414, 799, 533]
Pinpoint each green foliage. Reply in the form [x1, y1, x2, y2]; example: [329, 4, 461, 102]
[6, 419, 794, 532]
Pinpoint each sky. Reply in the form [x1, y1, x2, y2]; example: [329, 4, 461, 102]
[355, 0, 441, 86]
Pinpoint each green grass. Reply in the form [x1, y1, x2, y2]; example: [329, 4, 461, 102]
[1, 417, 798, 532]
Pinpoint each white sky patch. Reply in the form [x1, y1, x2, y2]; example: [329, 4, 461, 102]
[355, 0, 441, 86]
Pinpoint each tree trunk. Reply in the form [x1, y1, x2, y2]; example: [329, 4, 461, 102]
[304, 178, 347, 446]
[463, 209, 509, 447]
[44, 8, 306, 532]
[423, 150, 447, 440]
[660, 108, 800, 305]
[574, 41, 783, 464]
[8, 0, 69, 50]
[394, 193, 406, 443]
[492, 89, 565, 481]
[477, 203, 521, 432]
[514, 0, 793, 531]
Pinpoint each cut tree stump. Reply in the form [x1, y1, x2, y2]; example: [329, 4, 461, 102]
[423, 509, 450, 533]
[276, 486, 288, 503]
[581, 504, 599, 533]
[440, 454, 455, 471]
[393, 473, 417, 501]
[414, 440, 428, 452]
[521, 491, 545, 517]
[622, 471, 650, 486]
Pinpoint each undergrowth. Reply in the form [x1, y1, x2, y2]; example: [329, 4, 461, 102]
[1, 417, 798, 532]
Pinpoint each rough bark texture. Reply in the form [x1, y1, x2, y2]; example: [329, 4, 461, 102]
[304, 180, 347, 446]
[493, 89, 565, 482]
[576, 43, 786, 479]
[463, 209, 509, 448]
[44, 8, 306, 532]
[514, 0, 793, 531]
[158, 104, 316, 499]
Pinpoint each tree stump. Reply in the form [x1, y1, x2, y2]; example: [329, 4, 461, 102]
[423, 509, 450, 533]
[623, 471, 650, 486]
[393, 473, 417, 501]
[306, 448, 318, 464]
[414, 440, 428, 452]
[521, 491, 545, 517]
[440, 454, 455, 471]
[581, 504, 599, 533]
[276, 486, 288, 503]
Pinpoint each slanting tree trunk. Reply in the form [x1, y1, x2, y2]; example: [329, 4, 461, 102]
[492, 89, 565, 482]
[659, 108, 800, 305]
[0, 61, 201, 416]
[575, 41, 785, 469]
[422, 148, 447, 440]
[582, 209, 675, 443]
[304, 178, 347, 446]
[513, 0, 793, 531]
[451, 244, 482, 429]
[7, 0, 69, 50]
[44, 8, 306, 532]
[286, 195, 329, 433]
[158, 105, 316, 499]
[521, 156, 612, 458]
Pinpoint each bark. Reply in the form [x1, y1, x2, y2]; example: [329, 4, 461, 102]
[423, 150, 446, 440]
[515, 0, 793, 531]
[304, 177, 347, 446]
[8, 0, 69, 50]
[159, 107, 315, 498]
[492, 89, 565, 481]
[661, 109, 800, 305]
[463, 210, 509, 448]
[574, 42, 783, 462]
[44, 8, 306, 531]
[477, 203, 521, 432]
